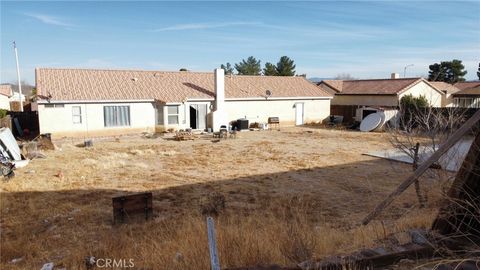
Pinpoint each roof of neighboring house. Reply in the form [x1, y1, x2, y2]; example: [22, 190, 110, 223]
[0, 84, 13, 97]
[35, 68, 332, 103]
[318, 78, 440, 95]
[452, 81, 480, 96]
[429, 82, 460, 94]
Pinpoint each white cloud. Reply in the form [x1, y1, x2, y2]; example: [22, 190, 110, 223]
[24, 13, 74, 27]
[152, 21, 261, 32]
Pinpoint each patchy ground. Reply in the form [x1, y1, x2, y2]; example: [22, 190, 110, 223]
[0, 127, 451, 269]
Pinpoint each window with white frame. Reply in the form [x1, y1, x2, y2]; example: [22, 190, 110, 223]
[167, 105, 179, 124]
[104, 106, 131, 127]
[72, 106, 82, 124]
[454, 98, 477, 108]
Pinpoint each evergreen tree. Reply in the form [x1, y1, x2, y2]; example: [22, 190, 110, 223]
[275, 56, 296, 76]
[263, 62, 278, 76]
[428, 59, 467, 83]
[220, 63, 234, 75]
[477, 63, 480, 80]
[235, 56, 261, 75]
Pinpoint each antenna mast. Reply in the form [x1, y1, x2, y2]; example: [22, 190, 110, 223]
[13, 41, 24, 112]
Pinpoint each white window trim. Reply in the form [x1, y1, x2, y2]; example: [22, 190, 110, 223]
[72, 106, 82, 124]
[167, 105, 180, 125]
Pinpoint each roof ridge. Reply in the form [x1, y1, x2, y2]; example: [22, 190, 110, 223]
[342, 77, 421, 82]
[35, 67, 213, 74]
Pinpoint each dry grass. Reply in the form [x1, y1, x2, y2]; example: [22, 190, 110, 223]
[0, 127, 450, 269]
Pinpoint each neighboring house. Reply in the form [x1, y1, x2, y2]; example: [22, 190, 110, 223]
[429, 81, 461, 107]
[318, 74, 444, 108]
[452, 81, 480, 108]
[0, 84, 13, 110]
[35, 68, 332, 137]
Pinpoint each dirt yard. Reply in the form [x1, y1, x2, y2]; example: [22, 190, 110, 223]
[0, 127, 451, 269]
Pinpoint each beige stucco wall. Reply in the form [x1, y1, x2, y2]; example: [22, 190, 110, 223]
[38, 102, 156, 138]
[331, 95, 399, 106]
[224, 99, 331, 125]
[399, 82, 443, 107]
[0, 95, 10, 110]
[38, 98, 331, 137]
[441, 93, 455, 107]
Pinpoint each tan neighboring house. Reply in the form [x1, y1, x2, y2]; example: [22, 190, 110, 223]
[452, 81, 480, 108]
[429, 81, 461, 107]
[34, 68, 332, 138]
[0, 84, 13, 110]
[318, 75, 444, 108]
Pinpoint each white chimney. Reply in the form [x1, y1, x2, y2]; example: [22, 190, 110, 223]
[214, 68, 225, 111]
[212, 68, 228, 132]
[391, 73, 400, 79]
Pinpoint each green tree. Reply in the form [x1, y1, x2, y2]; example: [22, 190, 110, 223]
[235, 57, 261, 75]
[400, 94, 429, 108]
[263, 62, 278, 76]
[428, 59, 467, 83]
[275, 56, 296, 76]
[220, 63, 234, 75]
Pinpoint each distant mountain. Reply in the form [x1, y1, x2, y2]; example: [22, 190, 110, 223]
[308, 77, 334, 83]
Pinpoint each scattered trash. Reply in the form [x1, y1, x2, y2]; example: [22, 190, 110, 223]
[10, 257, 23, 264]
[0, 128, 22, 160]
[84, 139, 93, 148]
[40, 262, 54, 270]
[37, 133, 55, 151]
[85, 256, 96, 270]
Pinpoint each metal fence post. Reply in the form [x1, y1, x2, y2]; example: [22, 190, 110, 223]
[206, 216, 221, 270]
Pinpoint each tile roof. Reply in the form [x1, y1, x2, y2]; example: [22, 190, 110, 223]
[453, 81, 480, 96]
[35, 68, 331, 103]
[319, 78, 425, 95]
[429, 82, 460, 94]
[0, 84, 12, 97]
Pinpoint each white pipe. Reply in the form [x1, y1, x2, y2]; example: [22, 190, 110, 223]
[13, 41, 24, 112]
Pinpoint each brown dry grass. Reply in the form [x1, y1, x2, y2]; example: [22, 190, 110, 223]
[0, 127, 451, 269]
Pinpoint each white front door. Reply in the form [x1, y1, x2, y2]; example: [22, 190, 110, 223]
[295, 103, 304, 125]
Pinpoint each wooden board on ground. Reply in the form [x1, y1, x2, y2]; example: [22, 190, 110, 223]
[112, 192, 153, 224]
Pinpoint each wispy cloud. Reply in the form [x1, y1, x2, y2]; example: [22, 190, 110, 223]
[152, 21, 261, 32]
[24, 13, 74, 27]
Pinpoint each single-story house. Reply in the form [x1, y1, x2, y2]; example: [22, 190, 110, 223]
[0, 84, 12, 110]
[452, 81, 480, 108]
[318, 74, 444, 108]
[34, 68, 332, 137]
[429, 81, 461, 107]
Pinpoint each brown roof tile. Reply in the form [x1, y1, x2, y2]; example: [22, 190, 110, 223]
[452, 81, 480, 96]
[429, 82, 460, 94]
[319, 78, 425, 95]
[0, 84, 12, 97]
[36, 68, 331, 102]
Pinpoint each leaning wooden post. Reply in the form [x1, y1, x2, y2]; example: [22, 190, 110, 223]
[362, 109, 480, 225]
[412, 142, 426, 208]
[206, 216, 221, 270]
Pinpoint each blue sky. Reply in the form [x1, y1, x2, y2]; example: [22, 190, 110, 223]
[1, 1, 479, 84]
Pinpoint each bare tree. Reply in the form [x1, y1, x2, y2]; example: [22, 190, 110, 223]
[388, 101, 473, 207]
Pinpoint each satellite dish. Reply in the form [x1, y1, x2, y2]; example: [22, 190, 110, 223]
[265, 90, 272, 98]
[360, 113, 382, 132]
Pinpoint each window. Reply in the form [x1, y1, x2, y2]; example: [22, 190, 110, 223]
[167, 105, 179, 124]
[454, 98, 478, 108]
[104, 106, 130, 127]
[72, 106, 82, 124]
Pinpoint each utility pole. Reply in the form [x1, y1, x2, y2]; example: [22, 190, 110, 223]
[403, 64, 414, 78]
[13, 41, 24, 112]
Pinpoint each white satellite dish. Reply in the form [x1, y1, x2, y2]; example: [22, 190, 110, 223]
[360, 113, 382, 132]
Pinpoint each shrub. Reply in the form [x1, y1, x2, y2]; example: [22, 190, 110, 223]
[0, 109, 7, 119]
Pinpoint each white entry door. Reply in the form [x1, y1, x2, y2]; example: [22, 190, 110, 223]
[295, 103, 304, 125]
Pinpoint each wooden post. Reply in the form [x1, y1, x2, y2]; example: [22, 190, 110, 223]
[361, 109, 480, 225]
[412, 143, 427, 208]
[207, 216, 221, 270]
